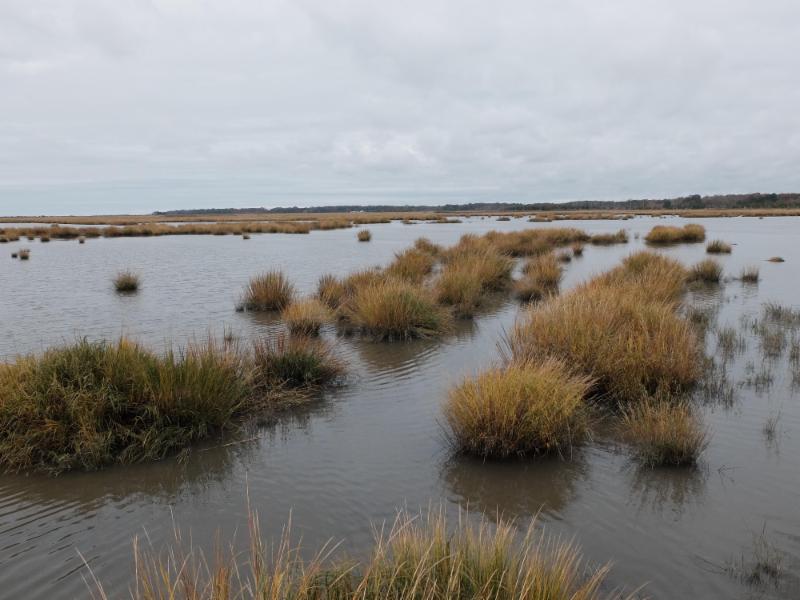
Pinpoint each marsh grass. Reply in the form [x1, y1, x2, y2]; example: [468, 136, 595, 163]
[571, 242, 584, 256]
[717, 326, 746, 358]
[556, 250, 572, 263]
[706, 240, 732, 254]
[645, 224, 706, 245]
[589, 229, 628, 245]
[726, 526, 784, 588]
[444, 361, 591, 458]
[386, 248, 436, 282]
[316, 274, 348, 310]
[0, 339, 250, 473]
[434, 264, 485, 317]
[251, 335, 344, 389]
[740, 266, 760, 283]
[621, 399, 709, 467]
[357, 229, 372, 242]
[413, 237, 443, 256]
[281, 298, 332, 336]
[343, 278, 452, 340]
[240, 271, 295, 311]
[105, 508, 620, 600]
[18, 248, 30, 260]
[515, 253, 562, 302]
[114, 270, 140, 292]
[687, 259, 722, 284]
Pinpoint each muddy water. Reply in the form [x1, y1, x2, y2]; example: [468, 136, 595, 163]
[1, 216, 799, 599]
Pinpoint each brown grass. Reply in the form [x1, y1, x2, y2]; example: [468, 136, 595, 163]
[444, 360, 591, 458]
[740, 266, 760, 283]
[386, 248, 436, 282]
[251, 334, 344, 388]
[571, 242, 584, 256]
[113, 270, 140, 292]
[644, 223, 706, 244]
[357, 229, 372, 242]
[18, 248, 30, 260]
[239, 271, 295, 311]
[589, 229, 628, 245]
[687, 259, 723, 283]
[706, 239, 732, 254]
[281, 298, 332, 335]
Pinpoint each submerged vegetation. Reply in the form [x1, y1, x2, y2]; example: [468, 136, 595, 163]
[0, 336, 344, 474]
[116, 508, 619, 600]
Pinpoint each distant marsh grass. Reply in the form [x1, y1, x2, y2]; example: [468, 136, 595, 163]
[645, 223, 706, 245]
[688, 259, 723, 284]
[706, 239, 732, 254]
[240, 270, 295, 311]
[18, 248, 30, 260]
[740, 266, 760, 283]
[444, 361, 591, 458]
[357, 229, 372, 242]
[113, 270, 140, 292]
[589, 229, 629, 245]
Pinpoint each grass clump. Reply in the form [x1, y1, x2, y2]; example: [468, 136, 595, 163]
[357, 229, 372, 242]
[251, 335, 344, 389]
[113, 270, 140, 292]
[688, 259, 723, 284]
[239, 270, 294, 311]
[621, 399, 709, 467]
[589, 229, 628, 245]
[515, 253, 562, 302]
[508, 254, 700, 403]
[123, 508, 616, 600]
[344, 277, 452, 340]
[317, 273, 348, 309]
[740, 266, 760, 283]
[571, 242, 584, 256]
[18, 248, 30, 260]
[386, 248, 436, 282]
[281, 298, 331, 335]
[644, 223, 706, 244]
[0, 339, 250, 473]
[444, 361, 591, 458]
[706, 239, 732, 254]
[434, 263, 485, 317]
[412, 237, 443, 256]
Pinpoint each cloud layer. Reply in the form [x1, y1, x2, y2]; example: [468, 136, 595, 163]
[2, 0, 800, 213]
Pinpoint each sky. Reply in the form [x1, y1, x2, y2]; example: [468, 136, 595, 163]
[2, 0, 800, 215]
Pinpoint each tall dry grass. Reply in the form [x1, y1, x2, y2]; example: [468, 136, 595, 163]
[240, 271, 295, 311]
[644, 224, 706, 244]
[114, 270, 140, 292]
[444, 361, 591, 458]
[281, 298, 332, 335]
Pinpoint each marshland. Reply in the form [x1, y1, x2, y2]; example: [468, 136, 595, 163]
[1, 214, 799, 599]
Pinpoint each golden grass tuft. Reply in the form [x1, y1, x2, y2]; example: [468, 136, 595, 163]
[18, 248, 30, 260]
[412, 237, 443, 256]
[316, 273, 348, 309]
[644, 223, 706, 244]
[740, 265, 760, 283]
[515, 253, 562, 302]
[571, 242, 585, 256]
[706, 239, 732, 254]
[444, 361, 591, 458]
[113, 270, 140, 292]
[589, 229, 628, 245]
[621, 399, 709, 467]
[281, 298, 332, 335]
[386, 248, 436, 282]
[251, 334, 344, 388]
[121, 507, 617, 600]
[687, 259, 723, 283]
[239, 270, 295, 311]
[591, 251, 688, 303]
[434, 263, 485, 317]
[357, 229, 372, 242]
[343, 277, 452, 340]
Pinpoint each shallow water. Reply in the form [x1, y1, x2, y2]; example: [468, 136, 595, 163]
[1, 216, 799, 599]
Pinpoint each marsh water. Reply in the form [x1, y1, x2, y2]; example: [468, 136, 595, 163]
[1, 216, 799, 599]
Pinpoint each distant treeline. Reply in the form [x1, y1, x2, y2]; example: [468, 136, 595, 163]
[153, 193, 800, 215]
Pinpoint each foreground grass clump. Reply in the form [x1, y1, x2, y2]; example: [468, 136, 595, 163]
[357, 229, 372, 242]
[252, 335, 344, 388]
[688, 259, 723, 283]
[0, 339, 249, 473]
[123, 509, 615, 600]
[281, 298, 331, 335]
[508, 257, 700, 403]
[434, 263, 485, 317]
[515, 253, 562, 302]
[239, 270, 294, 311]
[622, 399, 709, 467]
[644, 223, 706, 244]
[344, 278, 452, 340]
[444, 361, 591, 458]
[706, 239, 732, 254]
[113, 270, 140, 292]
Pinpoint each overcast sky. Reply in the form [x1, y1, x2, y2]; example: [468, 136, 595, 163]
[2, 1, 799, 214]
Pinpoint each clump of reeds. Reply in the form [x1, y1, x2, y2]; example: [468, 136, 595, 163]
[317, 273, 348, 309]
[357, 229, 372, 242]
[114, 270, 140, 292]
[621, 399, 709, 467]
[239, 270, 294, 311]
[508, 254, 699, 403]
[444, 360, 591, 458]
[767, 256, 785, 263]
[644, 223, 706, 244]
[0, 338, 250, 473]
[706, 239, 732, 254]
[386, 248, 435, 282]
[484, 228, 588, 256]
[688, 259, 723, 283]
[343, 277, 452, 340]
[251, 334, 344, 388]
[18, 248, 30, 260]
[589, 229, 628, 245]
[281, 298, 331, 335]
[740, 266, 760, 283]
[121, 507, 615, 600]
[434, 263, 485, 317]
[571, 242, 584, 256]
[515, 253, 562, 302]
[412, 237, 443, 256]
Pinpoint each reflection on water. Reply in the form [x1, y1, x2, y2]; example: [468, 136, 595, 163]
[2, 216, 800, 598]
